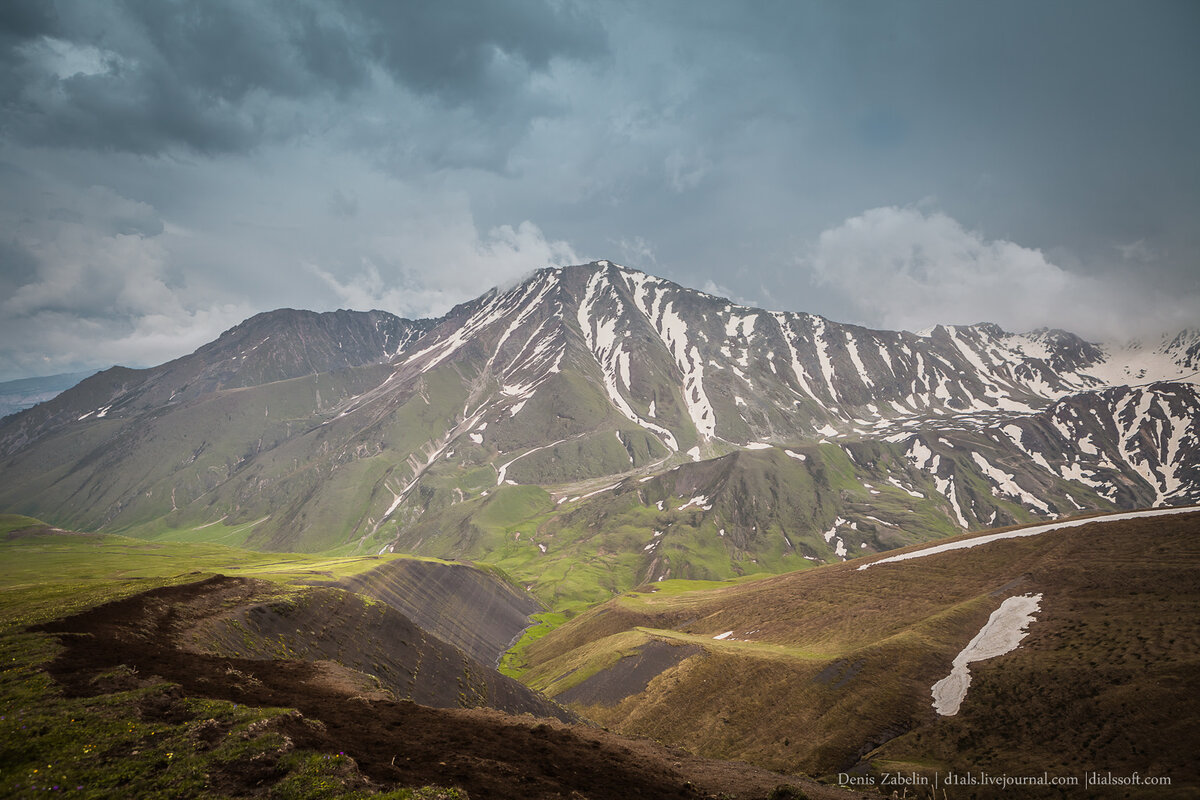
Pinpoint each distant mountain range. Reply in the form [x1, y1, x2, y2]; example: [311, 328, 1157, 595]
[0, 369, 97, 419]
[1, 261, 1196, 609]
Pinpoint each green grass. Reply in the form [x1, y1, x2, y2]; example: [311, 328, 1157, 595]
[0, 515, 45, 535]
[521, 629, 655, 697]
[623, 575, 769, 598]
[137, 516, 270, 548]
[0, 629, 464, 800]
[497, 611, 569, 677]
[513, 510, 1200, 788]
[0, 516, 452, 597]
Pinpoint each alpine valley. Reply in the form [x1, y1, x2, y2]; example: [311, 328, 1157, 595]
[3, 260, 1199, 798]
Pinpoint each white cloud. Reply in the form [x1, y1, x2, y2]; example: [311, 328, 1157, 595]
[310, 217, 579, 319]
[20, 36, 120, 80]
[613, 235, 657, 269]
[806, 206, 1200, 341]
[701, 279, 732, 297]
[0, 300, 252, 380]
[0, 181, 252, 378]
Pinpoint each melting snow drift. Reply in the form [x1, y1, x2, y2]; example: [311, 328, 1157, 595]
[931, 593, 1043, 716]
[857, 506, 1200, 571]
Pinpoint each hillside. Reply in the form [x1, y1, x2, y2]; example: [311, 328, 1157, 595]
[517, 506, 1200, 796]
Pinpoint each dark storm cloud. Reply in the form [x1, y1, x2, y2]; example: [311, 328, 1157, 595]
[351, 0, 604, 104]
[0, 1, 1197, 380]
[0, 0, 605, 156]
[0, 238, 39, 296]
[2, 0, 354, 153]
[491, 0, 1200, 317]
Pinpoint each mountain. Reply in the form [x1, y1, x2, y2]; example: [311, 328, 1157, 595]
[0, 261, 1196, 610]
[0, 369, 97, 419]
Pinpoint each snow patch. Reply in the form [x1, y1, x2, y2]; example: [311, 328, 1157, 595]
[931, 593, 1043, 716]
[970, 452, 1051, 513]
[859, 507, 1200, 571]
[677, 495, 713, 511]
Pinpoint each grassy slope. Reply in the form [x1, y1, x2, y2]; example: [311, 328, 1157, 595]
[517, 511, 1200, 796]
[382, 441, 1099, 671]
[0, 516, 465, 799]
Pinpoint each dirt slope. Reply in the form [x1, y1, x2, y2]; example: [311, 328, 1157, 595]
[322, 558, 542, 665]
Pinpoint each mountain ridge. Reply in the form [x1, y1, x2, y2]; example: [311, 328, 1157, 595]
[0, 261, 1195, 610]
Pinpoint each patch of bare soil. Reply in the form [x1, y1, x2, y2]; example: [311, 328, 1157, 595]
[557, 640, 702, 707]
[321, 558, 543, 666]
[34, 576, 868, 800]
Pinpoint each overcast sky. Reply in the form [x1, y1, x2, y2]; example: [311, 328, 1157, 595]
[1, 1, 1198, 381]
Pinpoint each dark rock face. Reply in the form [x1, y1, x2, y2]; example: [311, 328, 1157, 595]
[325, 558, 544, 666]
[556, 640, 703, 707]
[38, 574, 572, 721]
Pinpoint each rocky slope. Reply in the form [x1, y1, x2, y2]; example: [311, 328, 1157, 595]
[320, 558, 543, 665]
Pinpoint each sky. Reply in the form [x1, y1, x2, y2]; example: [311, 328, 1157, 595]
[1, 0, 1198, 381]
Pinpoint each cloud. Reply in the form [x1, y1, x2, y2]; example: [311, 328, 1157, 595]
[700, 279, 732, 298]
[353, 0, 604, 104]
[0, 179, 251, 378]
[612, 236, 657, 269]
[0, 0, 605, 159]
[0, 302, 251, 380]
[664, 147, 710, 192]
[1, 2, 1196, 381]
[310, 218, 580, 319]
[806, 206, 1200, 340]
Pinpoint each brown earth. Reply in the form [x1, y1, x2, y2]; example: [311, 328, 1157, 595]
[557, 640, 703, 707]
[188, 578, 572, 720]
[33, 575, 870, 800]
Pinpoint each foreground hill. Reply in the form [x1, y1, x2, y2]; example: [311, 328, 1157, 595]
[1, 517, 862, 799]
[0, 261, 1196, 615]
[518, 507, 1200, 797]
